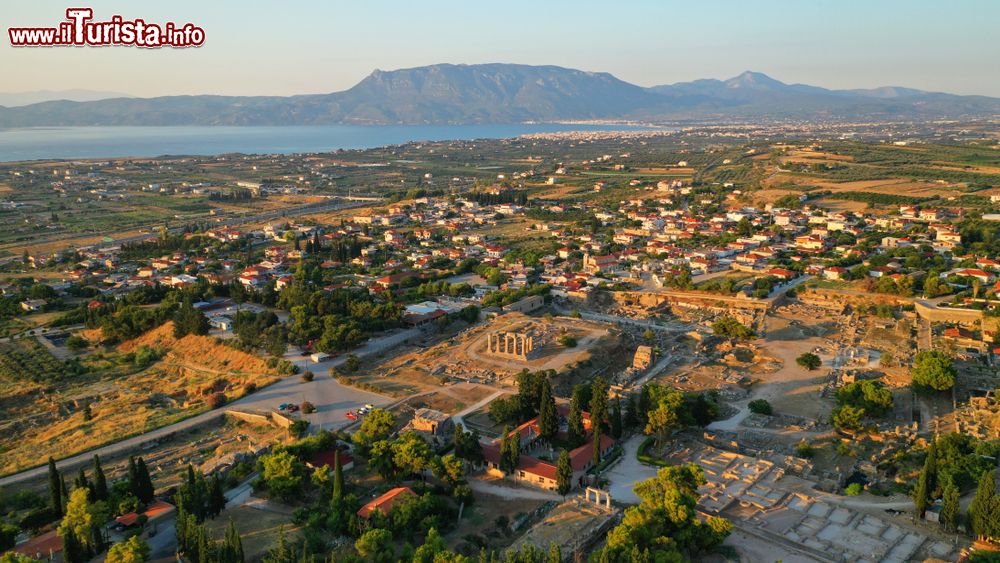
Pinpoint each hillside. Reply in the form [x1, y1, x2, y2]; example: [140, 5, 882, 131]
[1, 64, 998, 126]
[0, 322, 282, 475]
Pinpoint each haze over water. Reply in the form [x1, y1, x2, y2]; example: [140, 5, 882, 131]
[0, 124, 654, 161]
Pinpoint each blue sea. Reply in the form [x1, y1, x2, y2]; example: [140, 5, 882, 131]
[0, 124, 655, 162]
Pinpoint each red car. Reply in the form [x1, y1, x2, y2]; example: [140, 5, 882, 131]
[345, 411, 357, 420]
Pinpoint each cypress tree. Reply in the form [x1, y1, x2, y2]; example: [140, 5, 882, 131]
[196, 525, 213, 563]
[136, 457, 155, 504]
[970, 469, 998, 539]
[556, 450, 572, 497]
[610, 398, 623, 439]
[62, 527, 84, 563]
[538, 379, 558, 440]
[913, 442, 937, 519]
[92, 455, 108, 502]
[60, 474, 69, 516]
[48, 457, 63, 516]
[209, 475, 226, 518]
[592, 426, 602, 469]
[624, 394, 639, 429]
[75, 467, 90, 498]
[567, 395, 585, 449]
[548, 542, 561, 563]
[940, 482, 960, 533]
[221, 520, 244, 563]
[589, 376, 609, 433]
[332, 450, 344, 503]
[127, 456, 140, 499]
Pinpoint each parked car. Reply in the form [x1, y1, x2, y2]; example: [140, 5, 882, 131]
[345, 412, 357, 420]
[364, 403, 375, 410]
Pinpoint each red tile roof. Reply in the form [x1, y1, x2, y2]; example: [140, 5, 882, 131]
[11, 529, 61, 558]
[115, 500, 175, 527]
[357, 487, 416, 519]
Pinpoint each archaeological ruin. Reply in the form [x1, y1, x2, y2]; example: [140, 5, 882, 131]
[485, 331, 535, 360]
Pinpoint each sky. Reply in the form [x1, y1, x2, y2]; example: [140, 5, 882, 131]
[2, 0, 1000, 98]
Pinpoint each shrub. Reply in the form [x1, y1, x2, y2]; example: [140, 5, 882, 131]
[66, 335, 89, 352]
[748, 399, 773, 415]
[796, 352, 822, 370]
[558, 335, 577, 347]
[301, 401, 316, 414]
[712, 316, 755, 340]
[206, 392, 227, 409]
[301, 371, 315, 382]
[845, 483, 863, 496]
[795, 441, 815, 459]
[289, 419, 309, 438]
[244, 382, 257, 394]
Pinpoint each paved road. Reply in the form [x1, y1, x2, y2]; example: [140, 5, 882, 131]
[604, 436, 657, 505]
[452, 389, 505, 433]
[0, 327, 422, 488]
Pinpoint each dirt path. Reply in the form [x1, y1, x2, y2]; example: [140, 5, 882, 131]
[710, 313, 834, 431]
[468, 476, 560, 501]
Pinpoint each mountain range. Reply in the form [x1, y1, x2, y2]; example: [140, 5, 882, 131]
[1, 64, 997, 126]
[0, 89, 133, 108]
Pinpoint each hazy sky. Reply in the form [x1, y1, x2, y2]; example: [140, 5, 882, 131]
[3, 0, 1000, 97]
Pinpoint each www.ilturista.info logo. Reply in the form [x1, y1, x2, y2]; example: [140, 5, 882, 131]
[8, 8, 205, 48]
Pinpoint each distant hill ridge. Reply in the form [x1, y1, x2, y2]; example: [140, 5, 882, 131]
[1, 63, 997, 126]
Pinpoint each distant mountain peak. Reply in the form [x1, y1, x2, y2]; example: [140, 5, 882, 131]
[724, 71, 786, 90]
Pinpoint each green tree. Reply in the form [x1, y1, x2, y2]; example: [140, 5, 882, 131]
[259, 451, 303, 500]
[913, 443, 937, 519]
[218, 520, 245, 563]
[796, 352, 821, 370]
[644, 387, 686, 443]
[831, 404, 865, 432]
[332, 449, 344, 503]
[62, 527, 86, 563]
[0, 523, 18, 552]
[134, 457, 155, 504]
[940, 482, 960, 533]
[748, 399, 773, 415]
[912, 350, 957, 392]
[596, 464, 732, 561]
[353, 408, 395, 450]
[970, 469, 999, 540]
[589, 376, 609, 433]
[59, 488, 106, 560]
[173, 297, 209, 338]
[556, 450, 572, 497]
[106, 535, 150, 563]
[499, 427, 520, 475]
[591, 427, 603, 469]
[547, 543, 561, 563]
[92, 455, 109, 502]
[48, 457, 63, 516]
[432, 454, 465, 489]
[344, 354, 360, 373]
[538, 378, 558, 440]
[392, 432, 434, 479]
[355, 528, 394, 563]
[712, 316, 754, 340]
[208, 475, 226, 518]
[567, 393, 585, 448]
[610, 398, 623, 439]
[264, 526, 294, 563]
